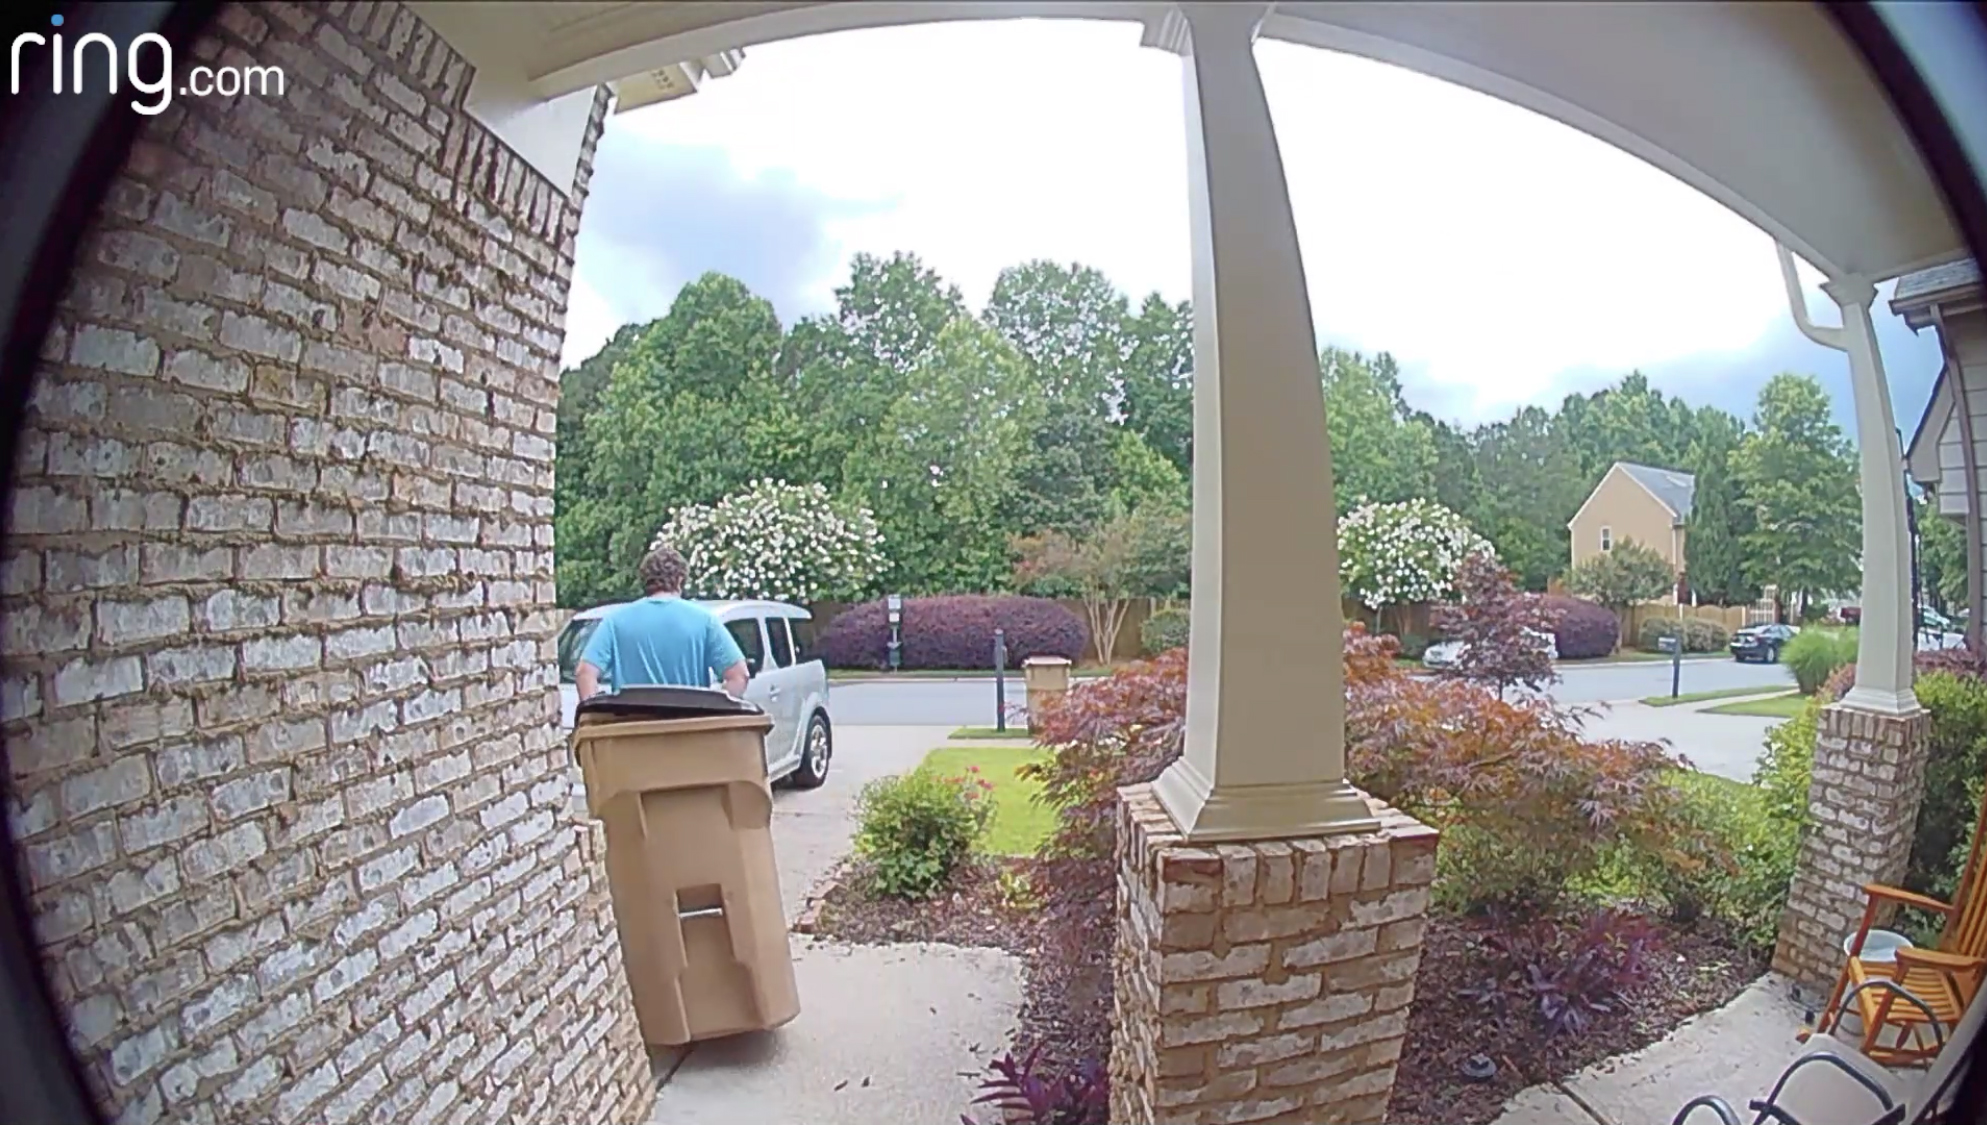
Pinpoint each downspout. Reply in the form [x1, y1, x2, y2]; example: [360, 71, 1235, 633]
[1931, 305, 1984, 651]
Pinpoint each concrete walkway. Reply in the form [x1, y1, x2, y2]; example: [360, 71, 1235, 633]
[1491, 974, 1812, 1125]
[648, 725, 1026, 1125]
[1567, 695, 1787, 782]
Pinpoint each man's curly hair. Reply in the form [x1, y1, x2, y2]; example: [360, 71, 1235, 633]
[639, 544, 689, 595]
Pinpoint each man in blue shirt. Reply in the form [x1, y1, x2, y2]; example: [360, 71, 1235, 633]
[574, 544, 749, 701]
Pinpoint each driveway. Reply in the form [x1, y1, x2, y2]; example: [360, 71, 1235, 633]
[1566, 697, 1786, 782]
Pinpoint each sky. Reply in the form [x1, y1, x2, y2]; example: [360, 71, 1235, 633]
[562, 18, 1950, 445]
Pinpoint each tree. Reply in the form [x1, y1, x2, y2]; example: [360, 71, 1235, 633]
[985, 261, 1129, 535]
[556, 321, 645, 607]
[1918, 492, 1968, 616]
[1684, 411, 1756, 606]
[1465, 406, 1589, 590]
[1553, 373, 1700, 485]
[1320, 347, 1438, 514]
[560, 274, 812, 608]
[843, 318, 1036, 594]
[1432, 552, 1559, 697]
[1119, 293, 1194, 476]
[656, 479, 889, 602]
[1730, 373, 1861, 614]
[1565, 540, 1675, 650]
[1012, 503, 1191, 663]
[1338, 499, 1494, 633]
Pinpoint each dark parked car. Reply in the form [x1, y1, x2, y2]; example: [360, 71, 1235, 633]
[1731, 623, 1798, 663]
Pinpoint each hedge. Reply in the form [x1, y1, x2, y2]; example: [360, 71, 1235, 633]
[819, 595, 1088, 671]
[1140, 606, 1190, 655]
[1538, 595, 1618, 660]
[1637, 617, 1730, 654]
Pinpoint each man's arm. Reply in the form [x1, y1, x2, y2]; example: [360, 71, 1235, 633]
[707, 615, 748, 697]
[576, 618, 614, 700]
[576, 660, 605, 701]
[719, 660, 749, 698]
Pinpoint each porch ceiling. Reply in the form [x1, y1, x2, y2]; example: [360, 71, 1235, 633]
[409, 0, 1967, 284]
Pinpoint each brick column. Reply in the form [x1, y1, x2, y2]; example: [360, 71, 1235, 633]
[1773, 704, 1932, 992]
[1111, 785, 1436, 1125]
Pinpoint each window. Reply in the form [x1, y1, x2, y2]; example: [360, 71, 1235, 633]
[1600, 526, 1613, 552]
[766, 618, 794, 668]
[557, 619, 601, 683]
[726, 619, 764, 676]
[789, 617, 817, 663]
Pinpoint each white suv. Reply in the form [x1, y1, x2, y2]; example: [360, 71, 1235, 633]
[556, 599, 834, 788]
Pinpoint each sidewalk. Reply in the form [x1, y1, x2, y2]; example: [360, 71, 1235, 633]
[648, 725, 1024, 1125]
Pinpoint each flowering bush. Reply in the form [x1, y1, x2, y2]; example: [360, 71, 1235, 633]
[852, 767, 995, 899]
[819, 595, 1086, 671]
[654, 478, 887, 602]
[1338, 498, 1493, 612]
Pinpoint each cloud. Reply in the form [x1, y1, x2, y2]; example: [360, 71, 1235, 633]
[561, 19, 1950, 447]
[561, 128, 893, 366]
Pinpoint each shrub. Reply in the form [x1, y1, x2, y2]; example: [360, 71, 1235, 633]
[1633, 772, 1798, 954]
[1636, 617, 1730, 653]
[1139, 605, 1189, 656]
[1461, 909, 1661, 1038]
[1783, 628, 1858, 694]
[1025, 648, 1189, 869]
[820, 595, 1087, 671]
[1538, 595, 1619, 660]
[852, 768, 994, 899]
[962, 1047, 1108, 1125]
[1338, 498, 1493, 612]
[1907, 671, 1987, 901]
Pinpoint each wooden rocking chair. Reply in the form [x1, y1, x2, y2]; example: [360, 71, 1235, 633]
[1811, 784, 1987, 1067]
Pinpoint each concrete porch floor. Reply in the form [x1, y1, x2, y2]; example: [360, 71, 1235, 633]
[1492, 974, 1816, 1125]
[646, 725, 1026, 1124]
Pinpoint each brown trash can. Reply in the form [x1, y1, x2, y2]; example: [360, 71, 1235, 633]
[571, 686, 801, 1046]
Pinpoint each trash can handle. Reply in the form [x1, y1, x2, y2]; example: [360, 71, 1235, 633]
[679, 905, 725, 921]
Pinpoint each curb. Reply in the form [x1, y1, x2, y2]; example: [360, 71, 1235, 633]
[789, 861, 846, 935]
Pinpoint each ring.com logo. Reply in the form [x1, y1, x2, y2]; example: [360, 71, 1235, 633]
[10, 14, 285, 116]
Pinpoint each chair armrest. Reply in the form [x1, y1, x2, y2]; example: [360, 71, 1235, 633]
[1671, 1095, 1741, 1125]
[1863, 883, 1955, 915]
[1891, 946, 1984, 973]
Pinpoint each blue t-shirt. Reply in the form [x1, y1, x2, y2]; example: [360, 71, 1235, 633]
[578, 597, 746, 693]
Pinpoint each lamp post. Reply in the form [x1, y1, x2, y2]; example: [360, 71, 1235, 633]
[886, 593, 902, 672]
[993, 628, 1007, 733]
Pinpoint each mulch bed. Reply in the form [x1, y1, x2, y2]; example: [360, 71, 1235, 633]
[1390, 913, 1763, 1125]
[806, 860, 1762, 1125]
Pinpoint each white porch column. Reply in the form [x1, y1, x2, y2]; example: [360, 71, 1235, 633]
[1775, 247, 1919, 713]
[1146, 2, 1379, 842]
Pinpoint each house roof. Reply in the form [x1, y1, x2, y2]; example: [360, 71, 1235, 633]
[1906, 365, 1953, 489]
[1893, 257, 1982, 308]
[1617, 462, 1697, 522]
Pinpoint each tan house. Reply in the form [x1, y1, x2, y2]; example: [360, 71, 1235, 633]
[1566, 461, 1696, 592]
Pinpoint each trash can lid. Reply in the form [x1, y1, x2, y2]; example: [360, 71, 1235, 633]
[574, 685, 765, 721]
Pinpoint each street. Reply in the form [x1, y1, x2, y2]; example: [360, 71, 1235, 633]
[826, 657, 1796, 726]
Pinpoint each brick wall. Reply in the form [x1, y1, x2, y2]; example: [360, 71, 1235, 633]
[1110, 785, 1435, 1125]
[2, 4, 650, 1123]
[1772, 705, 1932, 992]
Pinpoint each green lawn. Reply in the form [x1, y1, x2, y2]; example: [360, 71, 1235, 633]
[1704, 691, 1809, 718]
[949, 726, 1034, 740]
[918, 744, 1056, 857]
[1642, 686, 1789, 707]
